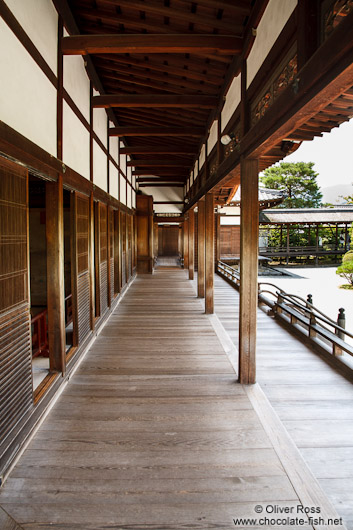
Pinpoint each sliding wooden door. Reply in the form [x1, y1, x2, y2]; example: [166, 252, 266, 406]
[0, 158, 32, 449]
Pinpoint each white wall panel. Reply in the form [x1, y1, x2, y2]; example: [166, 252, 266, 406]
[120, 175, 126, 205]
[93, 140, 107, 191]
[221, 75, 241, 131]
[109, 162, 119, 200]
[247, 0, 297, 88]
[93, 107, 107, 147]
[142, 186, 183, 213]
[199, 144, 206, 169]
[63, 101, 89, 178]
[0, 19, 56, 155]
[5, 0, 58, 74]
[110, 135, 120, 165]
[63, 55, 90, 122]
[208, 120, 218, 153]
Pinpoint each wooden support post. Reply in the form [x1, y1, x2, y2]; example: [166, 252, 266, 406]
[286, 226, 290, 265]
[89, 193, 95, 329]
[188, 209, 195, 280]
[183, 217, 189, 269]
[46, 176, 66, 374]
[113, 209, 120, 294]
[215, 212, 221, 270]
[205, 192, 214, 314]
[238, 158, 259, 385]
[197, 200, 205, 298]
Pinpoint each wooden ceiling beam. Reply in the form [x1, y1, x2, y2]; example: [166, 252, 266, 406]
[190, 0, 251, 15]
[137, 176, 186, 181]
[109, 126, 204, 137]
[61, 34, 242, 56]
[134, 170, 188, 176]
[93, 94, 218, 108]
[102, 0, 244, 33]
[140, 183, 184, 188]
[130, 160, 192, 167]
[94, 55, 224, 85]
[94, 60, 219, 94]
[121, 146, 195, 154]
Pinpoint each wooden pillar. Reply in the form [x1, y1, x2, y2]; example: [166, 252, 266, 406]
[188, 209, 195, 280]
[89, 193, 95, 329]
[197, 200, 205, 298]
[136, 195, 153, 273]
[286, 225, 290, 265]
[183, 217, 189, 269]
[205, 192, 214, 314]
[238, 158, 258, 385]
[215, 212, 221, 270]
[46, 176, 66, 374]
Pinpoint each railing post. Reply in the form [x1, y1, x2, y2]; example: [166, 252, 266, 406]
[309, 314, 317, 338]
[305, 294, 312, 317]
[337, 308, 346, 340]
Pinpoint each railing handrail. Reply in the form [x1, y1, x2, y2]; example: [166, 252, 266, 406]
[217, 260, 353, 358]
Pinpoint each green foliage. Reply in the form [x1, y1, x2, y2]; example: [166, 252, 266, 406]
[260, 161, 322, 208]
[343, 194, 353, 204]
[336, 250, 353, 286]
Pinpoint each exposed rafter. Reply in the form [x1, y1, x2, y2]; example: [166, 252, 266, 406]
[109, 127, 205, 137]
[128, 160, 192, 167]
[120, 146, 196, 155]
[61, 34, 242, 56]
[93, 95, 219, 109]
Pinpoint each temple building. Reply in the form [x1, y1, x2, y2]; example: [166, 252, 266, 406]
[1, 1, 353, 528]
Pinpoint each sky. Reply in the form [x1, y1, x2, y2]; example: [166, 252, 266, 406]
[283, 117, 353, 191]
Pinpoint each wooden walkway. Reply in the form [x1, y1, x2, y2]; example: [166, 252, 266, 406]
[0, 269, 345, 529]
[214, 273, 353, 530]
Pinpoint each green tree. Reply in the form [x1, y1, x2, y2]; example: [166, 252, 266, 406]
[336, 250, 353, 286]
[260, 161, 322, 208]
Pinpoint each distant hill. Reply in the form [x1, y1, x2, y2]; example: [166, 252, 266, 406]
[321, 184, 353, 204]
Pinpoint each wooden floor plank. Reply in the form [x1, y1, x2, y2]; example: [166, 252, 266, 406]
[1, 269, 301, 529]
[213, 273, 353, 529]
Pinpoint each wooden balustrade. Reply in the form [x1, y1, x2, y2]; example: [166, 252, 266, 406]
[216, 259, 353, 362]
[31, 309, 49, 358]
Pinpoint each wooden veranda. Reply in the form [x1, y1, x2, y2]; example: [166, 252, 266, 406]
[0, 268, 348, 529]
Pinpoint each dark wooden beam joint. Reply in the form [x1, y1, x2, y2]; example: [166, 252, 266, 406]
[94, 95, 218, 109]
[61, 34, 242, 56]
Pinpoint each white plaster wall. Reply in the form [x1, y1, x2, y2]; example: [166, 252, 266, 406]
[64, 55, 90, 122]
[93, 140, 107, 191]
[127, 184, 132, 209]
[132, 189, 136, 209]
[5, 0, 58, 74]
[208, 120, 218, 153]
[110, 135, 120, 165]
[199, 144, 206, 169]
[120, 145, 127, 176]
[0, 18, 57, 155]
[247, 0, 297, 88]
[109, 162, 119, 200]
[63, 101, 89, 178]
[221, 74, 241, 131]
[120, 174, 126, 205]
[142, 186, 183, 214]
[93, 107, 107, 147]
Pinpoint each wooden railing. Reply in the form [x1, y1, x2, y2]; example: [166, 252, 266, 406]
[258, 244, 344, 256]
[65, 294, 73, 327]
[216, 260, 353, 361]
[31, 309, 49, 358]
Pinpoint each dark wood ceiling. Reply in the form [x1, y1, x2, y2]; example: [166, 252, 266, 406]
[66, 0, 254, 184]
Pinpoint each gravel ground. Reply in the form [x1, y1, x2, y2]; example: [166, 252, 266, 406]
[260, 266, 353, 346]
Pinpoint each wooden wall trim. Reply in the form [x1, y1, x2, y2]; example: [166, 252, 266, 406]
[0, 123, 134, 215]
[46, 176, 66, 374]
